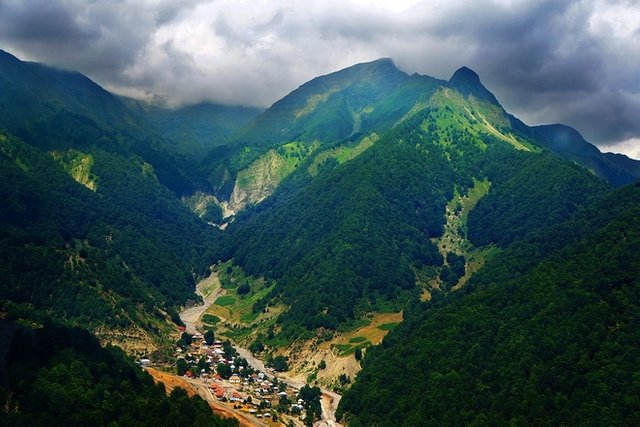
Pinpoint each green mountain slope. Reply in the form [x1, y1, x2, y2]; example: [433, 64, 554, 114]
[232, 58, 412, 148]
[0, 130, 216, 345]
[122, 98, 262, 159]
[0, 321, 237, 426]
[200, 59, 445, 200]
[201, 59, 636, 217]
[217, 72, 610, 339]
[337, 180, 640, 425]
[0, 50, 195, 194]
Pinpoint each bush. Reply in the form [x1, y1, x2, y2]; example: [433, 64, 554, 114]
[237, 283, 251, 295]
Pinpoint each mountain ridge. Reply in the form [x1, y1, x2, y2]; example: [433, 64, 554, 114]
[198, 57, 638, 209]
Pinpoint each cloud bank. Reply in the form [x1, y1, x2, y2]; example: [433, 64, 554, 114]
[1, 0, 639, 157]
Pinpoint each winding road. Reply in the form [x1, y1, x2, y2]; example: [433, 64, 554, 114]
[179, 271, 342, 426]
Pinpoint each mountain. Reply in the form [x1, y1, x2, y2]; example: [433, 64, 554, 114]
[122, 98, 262, 159]
[231, 58, 413, 147]
[604, 151, 640, 177]
[529, 124, 640, 186]
[0, 51, 223, 349]
[199, 58, 445, 200]
[214, 63, 611, 345]
[202, 59, 638, 214]
[337, 180, 640, 425]
[2, 49, 639, 423]
[0, 49, 195, 194]
[449, 66, 500, 105]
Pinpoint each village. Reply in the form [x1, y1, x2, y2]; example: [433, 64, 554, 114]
[164, 329, 323, 426]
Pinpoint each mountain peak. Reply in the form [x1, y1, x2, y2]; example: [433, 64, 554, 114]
[369, 57, 396, 68]
[0, 49, 20, 63]
[449, 66, 500, 105]
[342, 57, 400, 77]
[450, 66, 481, 84]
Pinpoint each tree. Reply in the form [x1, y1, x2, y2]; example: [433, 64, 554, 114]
[237, 283, 251, 295]
[216, 363, 232, 379]
[222, 340, 238, 358]
[272, 355, 289, 372]
[197, 357, 210, 373]
[204, 329, 215, 346]
[319, 360, 326, 370]
[298, 385, 322, 425]
[354, 348, 362, 361]
[177, 332, 193, 348]
[250, 338, 264, 353]
[176, 358, 189, 376]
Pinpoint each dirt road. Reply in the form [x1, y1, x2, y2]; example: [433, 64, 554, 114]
[236, 345, 341, 427]
[188, 377, 262, 427]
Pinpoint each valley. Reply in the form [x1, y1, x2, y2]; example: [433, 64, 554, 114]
[2, 47, 640, 426]
[175, 270, 343, 426]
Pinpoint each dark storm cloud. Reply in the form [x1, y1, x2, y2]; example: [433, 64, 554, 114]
[0, 0, 149, 82]
[0, 0, 638, 156]
[0, 0, 92, 43]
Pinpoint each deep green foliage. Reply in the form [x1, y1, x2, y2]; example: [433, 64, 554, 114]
[177, 333, 193, 348]
[0, 132, 216, 330]
[298, 385, 322, 425]
[222, 123, 455, 335]
[440, 252, 466, 291]
[468, 150, 610, 247]
[338, 182, 640, 425]
[123, 98, 262, 160]
[0, 321, 236, 426]
[236, 283, 251, 295]
[204, 330, 215, 346]
[271, 355, 289, 372]
[249, 339, 265, 354]
[354, 347, 363, 361]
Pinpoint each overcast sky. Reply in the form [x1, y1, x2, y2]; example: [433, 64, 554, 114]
[1, 0, 639, 158]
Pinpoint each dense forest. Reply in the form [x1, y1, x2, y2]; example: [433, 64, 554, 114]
[219, 101, 609, 338]
[0, 130, 216, 332]
[0, 51, 242, 337]
[0, 321, 237, 426]
[337, 181, 640, 425]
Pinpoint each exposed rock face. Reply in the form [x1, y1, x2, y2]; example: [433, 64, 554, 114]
[228, 149, 295, 213]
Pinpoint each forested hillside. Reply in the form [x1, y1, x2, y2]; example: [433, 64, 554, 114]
[0, 50, 195, 195]
[200, 58, 638, 207]
[2, 48, 639, 425]
[0, 131, 216, 338]
[122, 98, 262, 160]
[218, 88, 609, 338]
[338, 181, 640, 425]
[0, 321, 237, 426]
